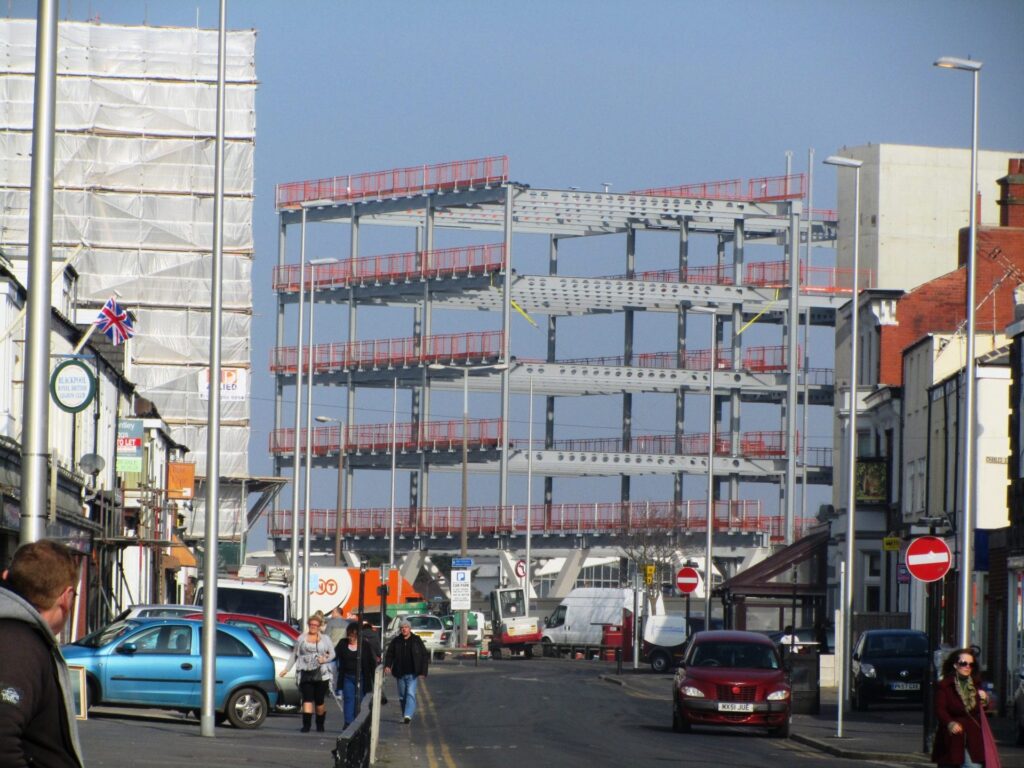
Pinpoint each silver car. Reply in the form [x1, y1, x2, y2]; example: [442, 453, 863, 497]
[261, 635, 301, 712]
[387, 614, 451, 660]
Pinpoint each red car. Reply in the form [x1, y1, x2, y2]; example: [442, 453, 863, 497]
[672, 630, 791, 737]
[185, 612, 300, 648]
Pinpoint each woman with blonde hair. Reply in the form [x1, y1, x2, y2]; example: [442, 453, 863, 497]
[281, 610, 335, 732]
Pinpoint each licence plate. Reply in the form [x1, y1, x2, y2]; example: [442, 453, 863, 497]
[890, 682, 920, 691]
[415, 631, 432, 638]
[718, 702, 754, 713]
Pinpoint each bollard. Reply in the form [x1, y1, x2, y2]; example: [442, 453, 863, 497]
[615, 647, 622, 675]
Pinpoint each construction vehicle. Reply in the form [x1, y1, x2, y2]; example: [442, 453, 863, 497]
[487, 586, 543, 659]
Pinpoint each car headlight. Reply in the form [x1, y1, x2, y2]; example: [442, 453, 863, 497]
[767, 689, 790, 701]
[860, 662, 876, 678]
[681, 685, 704, 698]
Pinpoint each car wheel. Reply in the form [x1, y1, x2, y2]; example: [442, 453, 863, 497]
[541, 638, 554, 658]
[650, 651, 670, 674]
[524, 644, 534, 659]
[225, 687, 268, 729]
[492, 647, 503, 660]
[672, 699, 690, 733]
[852, 684, 868, 711]
[85, 677, 101, 710]
[770, 713, 791, 739]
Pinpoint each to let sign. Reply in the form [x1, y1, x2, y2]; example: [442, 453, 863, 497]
[905, 536, 952, 582]
[676, 566, 700, 595]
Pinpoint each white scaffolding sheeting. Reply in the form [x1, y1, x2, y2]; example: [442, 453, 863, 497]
[0, 20, 256, 535]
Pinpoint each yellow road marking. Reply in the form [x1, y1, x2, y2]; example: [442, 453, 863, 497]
[420, 681, 457, 768]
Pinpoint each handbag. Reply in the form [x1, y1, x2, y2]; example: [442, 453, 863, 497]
[299, 668, 321, 684]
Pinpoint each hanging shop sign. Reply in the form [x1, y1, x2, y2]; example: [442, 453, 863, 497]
[50, 359, 96, 413]
[116, 419, 144, 473]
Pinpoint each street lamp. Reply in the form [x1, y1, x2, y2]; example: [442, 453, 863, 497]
[288, 210, 307, 614]
[428, 361, 509, 647]
[316, 415, 346, 566]
[935, 54, 982, 647]
[825, 153, 863, 737]
[301, 257, 338, 621]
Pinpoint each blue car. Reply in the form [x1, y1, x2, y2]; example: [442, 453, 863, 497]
[62, 618, 277, 728]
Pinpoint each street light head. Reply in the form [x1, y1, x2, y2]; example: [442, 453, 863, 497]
[934, 56, 982, 72]
[314, 415, 336, 423]
[308, 257, 340, 266]
[824, 155, 863, 169]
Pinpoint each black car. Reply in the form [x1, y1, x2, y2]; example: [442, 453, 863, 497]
[851, 629, 929, 710]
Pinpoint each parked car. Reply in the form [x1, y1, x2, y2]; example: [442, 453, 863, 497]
[850, 629, 929, 710]
[259, 635, 301, 712]
[672, 630, 791, 737]
[439, 611, 485, 646]
[184, 611, 300, 648]
[113, 604, 198, 621]
[62, 618, 277, 728]
[387, 614, 451, 659]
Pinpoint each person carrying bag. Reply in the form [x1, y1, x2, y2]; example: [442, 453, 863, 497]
[281, 610, 336, 732]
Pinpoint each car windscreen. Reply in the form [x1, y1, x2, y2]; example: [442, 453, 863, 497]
[690, 641, 780, 670]
[216, 587, 285, 620]
[865, 634, 928, 658]
[73, 620, 137, 648]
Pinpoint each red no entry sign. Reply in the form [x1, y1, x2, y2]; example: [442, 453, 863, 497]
[676, 566, 700, 595]
[905, 536, 952, 582]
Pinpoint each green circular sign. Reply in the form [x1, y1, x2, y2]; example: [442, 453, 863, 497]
[50, 359, 96, 413]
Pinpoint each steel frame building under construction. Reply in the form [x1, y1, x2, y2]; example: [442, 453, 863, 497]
[269, 155, 854, 571]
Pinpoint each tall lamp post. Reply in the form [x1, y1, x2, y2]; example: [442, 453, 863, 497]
[428, 361, 508, 647]
[300, 257, 338, 622]
[935, 55, 982, 647]
[316, 415, 346, 566]
[825, 154, 862, 737]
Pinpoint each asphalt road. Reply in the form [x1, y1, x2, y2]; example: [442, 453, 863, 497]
[76, 658, 919, 767]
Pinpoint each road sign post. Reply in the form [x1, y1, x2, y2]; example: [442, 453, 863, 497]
[677, 566, 700, 636]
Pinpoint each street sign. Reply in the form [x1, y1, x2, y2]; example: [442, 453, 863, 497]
[451, 568, 472, 610]
[905, 536, 952, 582]
[515, 559, 527, 578]
[883, 536, 901, 552]
[644, 564, 656, 585]
[452, 557, 474, 568]
[676, 566, 700, 595]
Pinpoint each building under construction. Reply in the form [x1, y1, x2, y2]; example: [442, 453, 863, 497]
[269, 156, 857, 589]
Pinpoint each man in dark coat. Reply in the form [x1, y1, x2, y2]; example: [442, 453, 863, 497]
[383, 619, 429, 723]
[0, 540, 84, 768]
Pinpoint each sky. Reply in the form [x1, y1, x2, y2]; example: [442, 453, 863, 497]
[8, 0, 1024, 547]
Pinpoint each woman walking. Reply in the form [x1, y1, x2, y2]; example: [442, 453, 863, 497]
[932, 647, 1000, 768]
[281, 611, 335, 732]
[335, 621, 377, 726]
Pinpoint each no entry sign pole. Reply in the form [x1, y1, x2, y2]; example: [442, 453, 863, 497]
[677, 566, 700, 635]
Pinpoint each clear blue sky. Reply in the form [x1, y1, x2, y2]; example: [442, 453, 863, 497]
[10, 1, 1024, 543]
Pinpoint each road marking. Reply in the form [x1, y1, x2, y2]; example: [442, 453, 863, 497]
[420, 681, 458, 768]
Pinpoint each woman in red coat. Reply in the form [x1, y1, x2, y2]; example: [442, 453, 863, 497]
[931, 648, 995, 768]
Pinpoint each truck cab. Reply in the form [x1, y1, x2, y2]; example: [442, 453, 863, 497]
[488, 587, 542, 659]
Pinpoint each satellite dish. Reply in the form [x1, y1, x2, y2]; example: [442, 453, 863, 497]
[79, 453, 105, 476]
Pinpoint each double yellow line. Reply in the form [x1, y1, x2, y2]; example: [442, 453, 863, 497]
[419, 681, 458, 768]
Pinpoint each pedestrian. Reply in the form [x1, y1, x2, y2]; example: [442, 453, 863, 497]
[383, 618, 429, 724]
[932, 647, 1000, 768]
[281, 610, 335, 733]
[361, 619, 387, 705]
[0, 539, 85, 767]
[324, 605, 347, 690]
[334, 622, 376, 726]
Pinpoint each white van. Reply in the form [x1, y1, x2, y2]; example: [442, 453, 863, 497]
[542, 588, 642, 650]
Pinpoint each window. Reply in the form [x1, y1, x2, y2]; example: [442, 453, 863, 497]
[125, 625, 192, 654]
[216, 631, 253, 657]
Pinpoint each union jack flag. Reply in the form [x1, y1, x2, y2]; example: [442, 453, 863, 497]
[94, 297, 135, 346]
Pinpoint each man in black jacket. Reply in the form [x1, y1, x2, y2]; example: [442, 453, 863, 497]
[0, 539, 84, 767]
[383, 619, 429, 723]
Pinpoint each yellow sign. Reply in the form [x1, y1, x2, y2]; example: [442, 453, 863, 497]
[883, 536, 901, 552]
[644, 565, 656, 585]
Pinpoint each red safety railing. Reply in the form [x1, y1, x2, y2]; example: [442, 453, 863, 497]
[275, 155, 509, 210]
[271, 331, 503, 375]
[269, 418, 503, 456]
[745, 259, 874, 293]
[549, 345, 796, 374]
[272, 243, 505, 293]
[534, 430, 800, 459]
[268, 500, 818, 544]
[630, 173, 805, 203]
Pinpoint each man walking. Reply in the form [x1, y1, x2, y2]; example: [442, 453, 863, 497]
[0, 539, 84, 767]
[383, 619, 428, 723]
